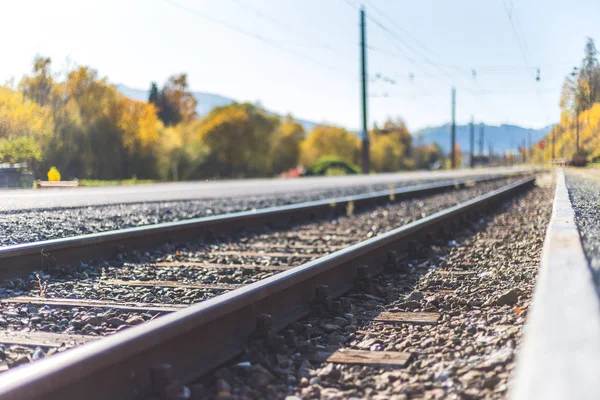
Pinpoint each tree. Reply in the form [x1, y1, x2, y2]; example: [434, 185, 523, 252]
[38, 64, 163, 180]
[0, 87, 53, 171]
[445, 143, 463, 168]
[153, 74, 198, 126]
[19, 55, 54, 107]
[194, 103, 278, 178]
[117, 97, 163, 178]
[561, 38, 600, 116]
[579, 38, 600, 110]
[269, 115, 305, 174]
[300, 125, 360, 167]
[148, 82, 159, 104]
[546, 38, 600, 161]
[369, 118, 414, 171]
[414, 143, 444, 169]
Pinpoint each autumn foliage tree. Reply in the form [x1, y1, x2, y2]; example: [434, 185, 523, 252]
[3, 54, 454, 182]
[191, 103, 278, 178]
[149, 74, 197, 126]
[16, 57, 163, 179]
[300, 125, 360, 167]
[269, 115, 305, 173]
[0, 87, 53, 169]
[535, 38, 600, 162]
[369, 118, 414, 171]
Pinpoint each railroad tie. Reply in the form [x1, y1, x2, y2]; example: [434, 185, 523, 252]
[101, 279, 241, 291]
[0, 296, 183, 314]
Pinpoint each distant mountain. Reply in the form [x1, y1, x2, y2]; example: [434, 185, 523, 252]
[414, 123, 554, 155]
[116, 84, 317, 132]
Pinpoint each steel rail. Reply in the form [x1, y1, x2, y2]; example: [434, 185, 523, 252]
[0, 175, 536, 400]
[0, 173, 520, 279]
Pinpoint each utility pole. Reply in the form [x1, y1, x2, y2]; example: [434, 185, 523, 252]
[360, 6, 369, 173]
[469, 116, 474, 168]
[479, 124, 484, 156]
[451, 87, 456, 168]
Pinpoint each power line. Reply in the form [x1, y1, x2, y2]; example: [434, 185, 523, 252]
[229, 0, 336, 52]
[340, 0, 443, 81]
[342, 0, 565, 87]
[363, 0, 459, 70]
[162, 0, 349, 76]
[357, 4, 482, 94]
[501, 0, 530, 67]
[500, 0, 552, 124]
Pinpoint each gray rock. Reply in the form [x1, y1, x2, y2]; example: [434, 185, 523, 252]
[401, 300, 420, 309]
[357, 338, 381, 349]
[250, 364, 275, 387]
[82, 316, 100, 325]
[318, 363, 341, 380]
[408, 291, 424, 301]
[31, 347, 45, 361]
[296, 360, 311, 380]
[321, 323, 341, 333]
[9, 356, 30, 368]
[107, 317, 127, 327]
[125, 316, 145, 325]
[485, 288, 519, 306]
[495, 288, 519, 306]
[309, 376, 321, 385]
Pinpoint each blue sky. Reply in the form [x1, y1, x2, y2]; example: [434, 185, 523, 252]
[1, 0, 597, 131]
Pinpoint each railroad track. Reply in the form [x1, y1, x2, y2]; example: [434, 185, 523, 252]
[0, 173, 535, 399]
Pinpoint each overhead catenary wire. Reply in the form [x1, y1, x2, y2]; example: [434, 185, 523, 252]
[500, 0, 552, 124]
[162, 0, 351, 77]
[229, 0, 338, 52]
[363, 0, 464, 72]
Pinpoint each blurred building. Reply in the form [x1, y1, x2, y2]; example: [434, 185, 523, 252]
[0, 164, 33, 188]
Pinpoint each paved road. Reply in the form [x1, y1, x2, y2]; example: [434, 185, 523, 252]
[0, 167, 533, 212]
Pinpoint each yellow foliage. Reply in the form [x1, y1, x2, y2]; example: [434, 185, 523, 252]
[0, 87, 52, 140]
[195, 103, 277, 177]
[0, 87, 53, 163]
[371, 134, 404, 171]
[118, 98, 162, 151]
[300, 125, 360, 166]
[47, 166, 61, 181]
[445, 144, 463, 168]
[269, 115, 305, 173]
[537, 102, 600, 162]
[369, 119, 414, 171]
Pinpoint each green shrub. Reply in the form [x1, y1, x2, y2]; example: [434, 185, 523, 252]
[304, 156, 361, 176]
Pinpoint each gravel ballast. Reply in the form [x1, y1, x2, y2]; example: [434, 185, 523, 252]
[565, 170, 600, 285]
[0, 177, 514, 246]
[193, 174, 554, 399]
[0, 177, 525, 371]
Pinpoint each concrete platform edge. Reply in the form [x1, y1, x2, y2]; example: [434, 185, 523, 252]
[511, 168, 600, 400]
